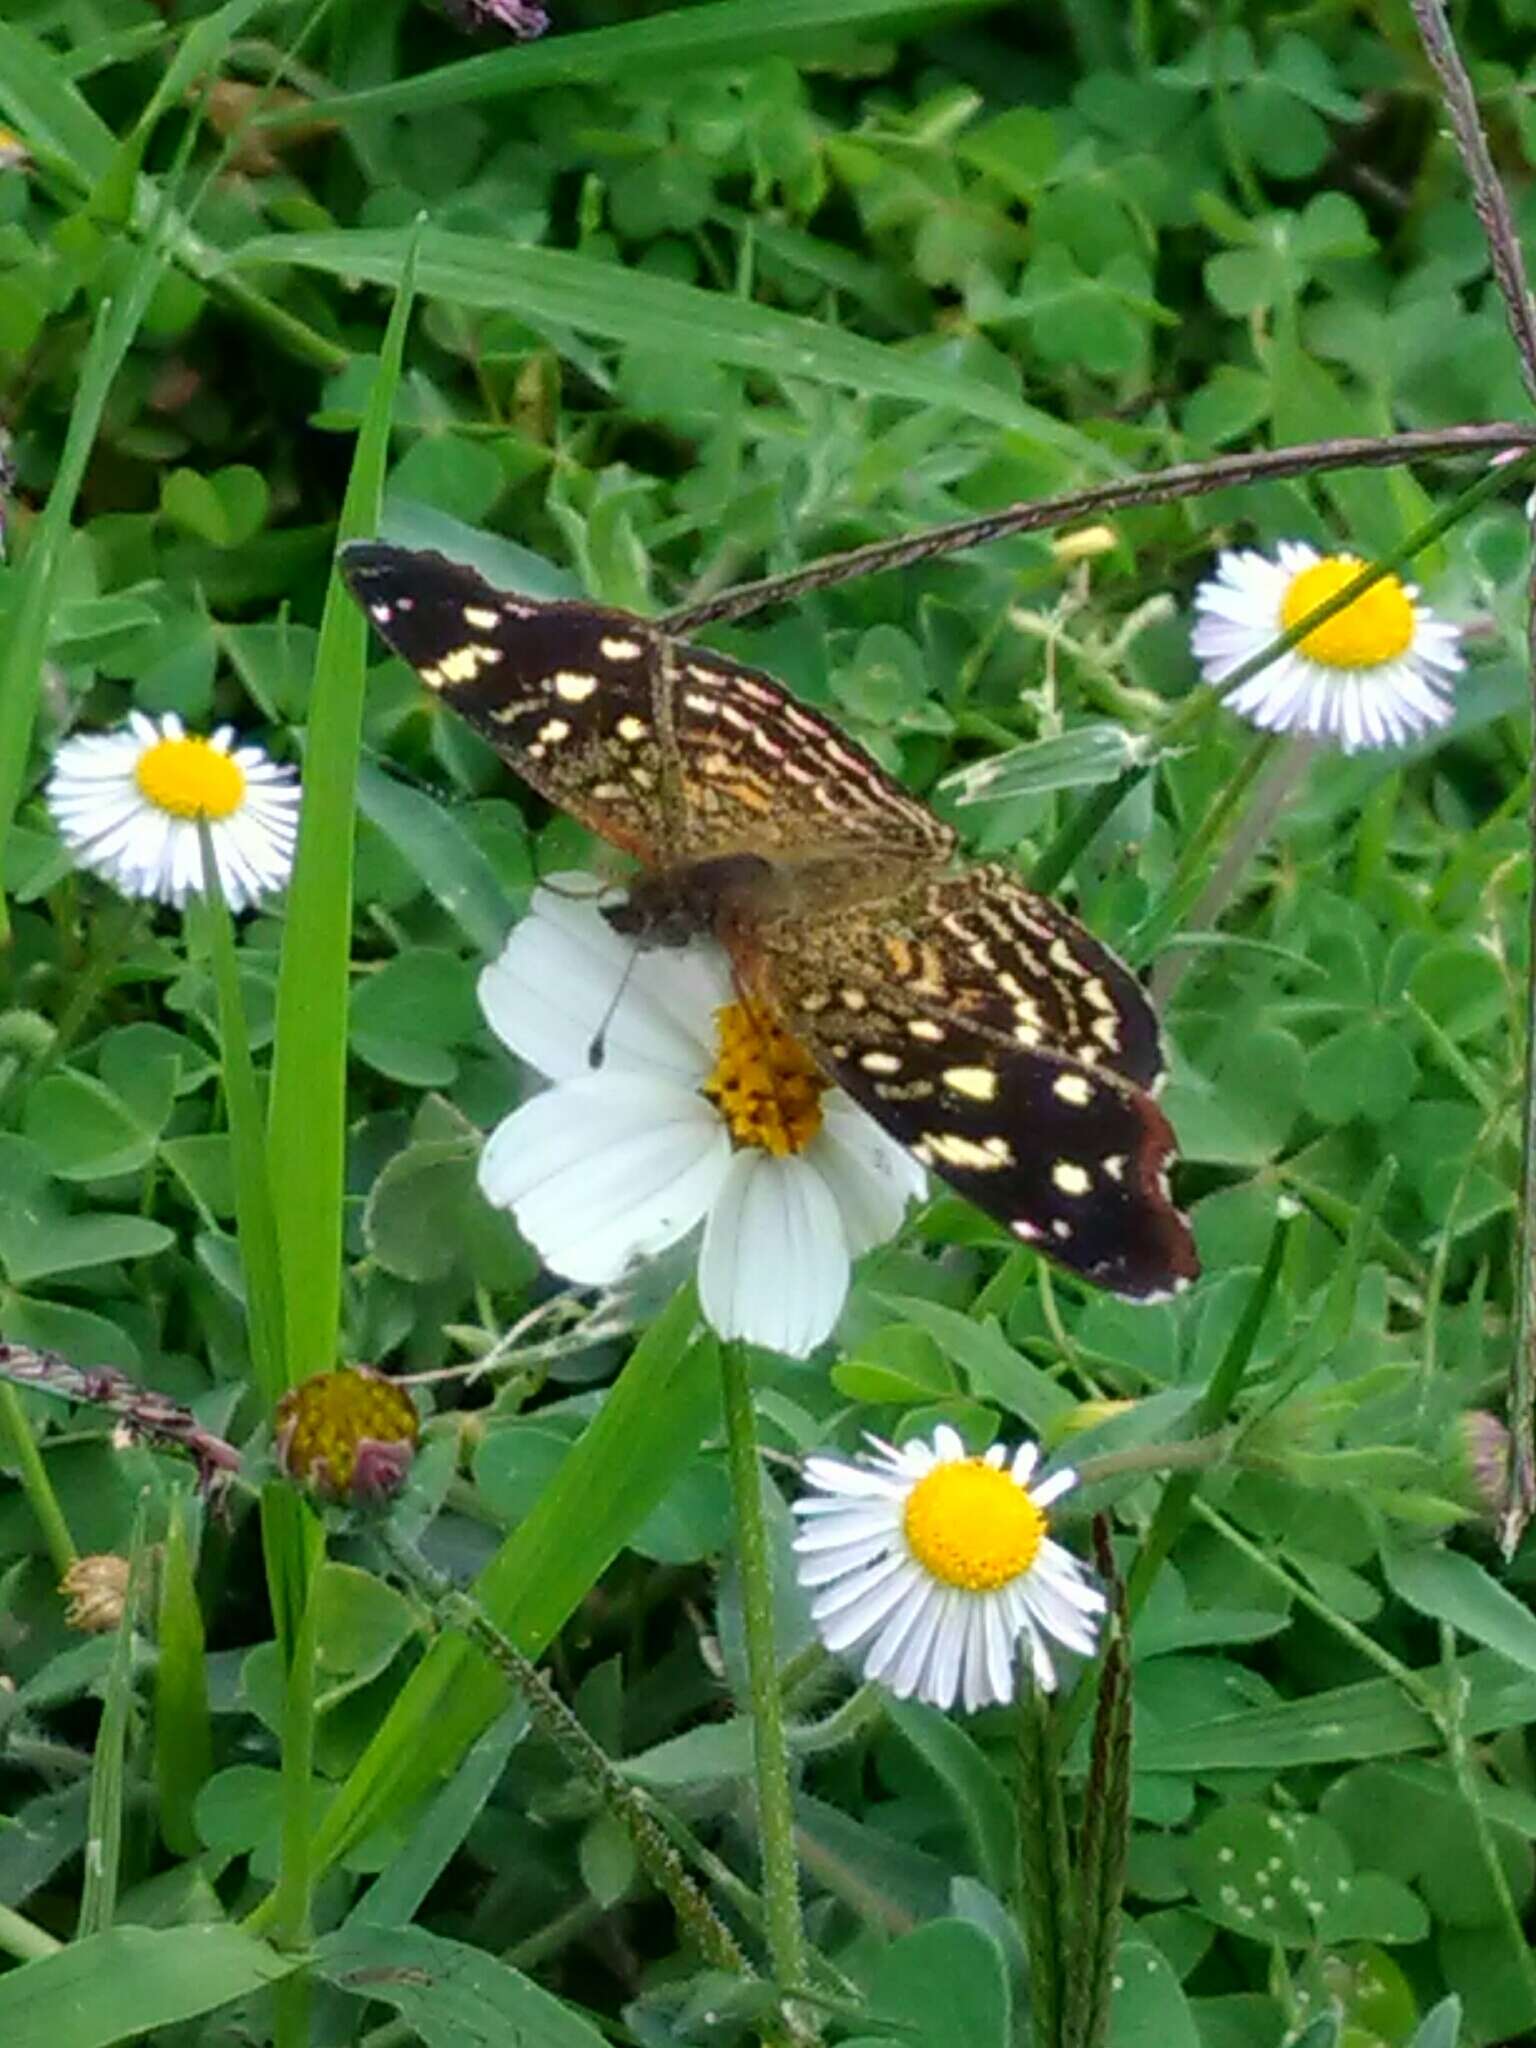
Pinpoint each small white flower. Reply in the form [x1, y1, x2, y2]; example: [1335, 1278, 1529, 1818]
[1191, 541, 1463, 752]
[792, 1424, 1105, 1712]
[45, 711, 299, 911]
[476, 882, 926, 1357]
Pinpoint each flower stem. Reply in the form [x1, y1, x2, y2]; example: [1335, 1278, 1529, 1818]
[719, 1340, 810, 2026]
[375, 1521, 752, 1980]
[0, 1383, 76, 1578]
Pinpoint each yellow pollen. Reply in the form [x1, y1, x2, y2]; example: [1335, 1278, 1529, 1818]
[1279, 555, 1414, 669]
[903, 1458, 1046, 1592]
[703, 1002, 826, 1157]
[133, 736, 246, 820]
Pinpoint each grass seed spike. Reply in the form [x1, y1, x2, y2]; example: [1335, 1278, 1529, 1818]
[341, 542, 1197, 1300]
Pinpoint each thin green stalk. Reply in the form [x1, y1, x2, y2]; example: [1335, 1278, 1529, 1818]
[1128, 734, 1277, 966]
[272, 1572, 319, 1974]
[377, 1522, 752, 1979]
[1124, 1215, 1289, 1622]
[77, 1498, 150, 1939]
[0, 1384, 76, 1577]
[1029, 765, 1149, 895]
[0, 1904, 62, 1963]
[1195, 1500, 1440, 1714]
[719, 1341, 810, 2029]
[1437, 1620, 1536, 2018]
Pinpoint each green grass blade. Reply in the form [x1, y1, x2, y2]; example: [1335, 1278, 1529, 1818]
[0, 291, 153, 927]
[76, 1500, 151, 1939]
[0, 1928, 294, 2047]
[305, 1287, 719, 1878]
[279, 0, 1001, 123]
[194, 878, 286, 1404]
[153, 1492, 212, 1860]
[223, 229, 1108, 452]
[265, 245, 418, 1384]
[0, 21, 116, 177]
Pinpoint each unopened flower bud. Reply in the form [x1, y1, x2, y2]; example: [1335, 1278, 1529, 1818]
[275, 1368, 419, 1504]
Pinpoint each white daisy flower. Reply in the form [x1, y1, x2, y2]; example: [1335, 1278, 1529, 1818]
[475, 881, 926, 1357]
[1191, 541, 1463, 752]
[792, 1424, 1104, 1712]
[45, 711, 299, 912]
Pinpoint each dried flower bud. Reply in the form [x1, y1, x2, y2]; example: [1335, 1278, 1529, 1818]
[1448, 1410, 1510, 1520]
[275, 1368, 419, 1504]
[438, 0, 549, 39]
[61, 1554, 131, 1632]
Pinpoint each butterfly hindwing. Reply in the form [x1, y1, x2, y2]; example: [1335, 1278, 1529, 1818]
[776, 988, 1192, 1298]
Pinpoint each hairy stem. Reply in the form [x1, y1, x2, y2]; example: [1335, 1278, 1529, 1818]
[719, 1342, 813, 2035]
[659, 424, 1536, 632]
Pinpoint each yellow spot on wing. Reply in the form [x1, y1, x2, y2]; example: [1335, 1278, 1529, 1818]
[923, 1132, 1012, 1173]
[554, 671, 599, 702]
[943, 1065, 998, 1102]
[1052, 1161, 1092, 1197]
[1052, 1073, 1094, 1107]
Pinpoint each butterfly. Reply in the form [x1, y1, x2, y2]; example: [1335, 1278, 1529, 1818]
[341, 541, 1197, 1300]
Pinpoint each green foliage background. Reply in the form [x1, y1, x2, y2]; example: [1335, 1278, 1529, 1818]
[0, 2, 1534, 2046]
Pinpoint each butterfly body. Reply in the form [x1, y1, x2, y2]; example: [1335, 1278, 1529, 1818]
[342, 541, 1197, 1300]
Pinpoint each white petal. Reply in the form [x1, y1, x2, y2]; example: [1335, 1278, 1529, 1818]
[478, 883, 728, 1085]
[807, 1097, 926, 1258]
[698, 1150, 850, 1356]
[1032, 1468, 1076, 1509]
[477, 1073, 729, 1284]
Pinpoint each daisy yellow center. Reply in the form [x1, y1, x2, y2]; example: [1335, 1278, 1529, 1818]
[1279, 556, 1414, 669]
[133, 736, 246, 820]
[703, 1001, 826, 1156]
[903, 1458, 1045, 1591]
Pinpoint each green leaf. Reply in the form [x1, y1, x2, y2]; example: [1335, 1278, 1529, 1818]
[314, 1923, 607, 2046]
[884, 1697, 1016, 1896]
[1404, 1999, 1462, 2048]
[0, 1927, 293, 2048]
[875, 1295, 1076, 1432]
[295, 0, 1011, 122]
[1108, 1937, 1200, 2048]
[21, 1071, 162, 1181]
[1381, 1542, 1536, 1678]
[160, 466, 268, 548]
[225, 229, 1111, 454]
[853, 1918, 1012, 2048]
[1131, 1650, 1536, 1772]
[941, 725, 1152, 808]
[1300, 1020, 1417, 1126]
[1186, 1803, 1352, 1946]
[349, 948, 480, 1085]
[355, 758, 511, 957]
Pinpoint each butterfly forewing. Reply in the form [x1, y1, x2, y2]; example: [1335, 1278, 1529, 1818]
[341, 542, 952, 872]
[342, 543, 673, 861]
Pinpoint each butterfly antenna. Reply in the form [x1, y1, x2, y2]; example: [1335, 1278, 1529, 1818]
[589, 942, 643, 1068]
